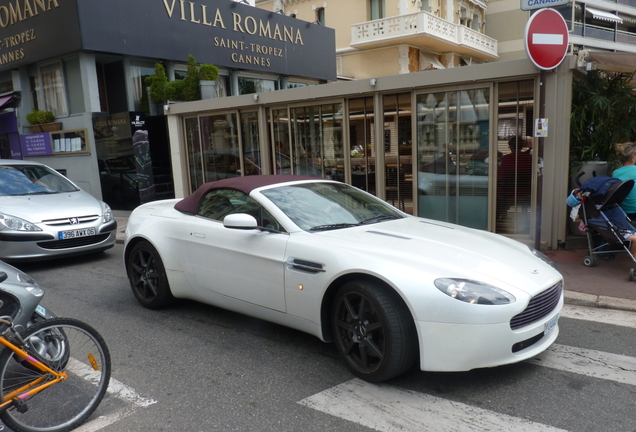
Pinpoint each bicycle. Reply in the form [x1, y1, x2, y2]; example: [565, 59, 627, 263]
[0, 316, 111, 432]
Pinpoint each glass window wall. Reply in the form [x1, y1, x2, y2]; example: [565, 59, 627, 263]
[383, 93, 413, 213]
[416, 88, 490, 228]
[240, 111, 262, 176]
[349, 97, 376, 194]
[290, 103, 344, 180]
[495, 80, 535, 236]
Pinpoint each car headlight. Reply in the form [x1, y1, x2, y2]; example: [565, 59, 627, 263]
[0, 212, 42, 232]
[434, 278, 516, 305]
[530, 248, 558, 270]
[103, 203, 113, 223]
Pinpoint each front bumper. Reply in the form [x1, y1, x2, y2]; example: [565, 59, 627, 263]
[0, 220, 117, 262]
[416, 296, 563, 372]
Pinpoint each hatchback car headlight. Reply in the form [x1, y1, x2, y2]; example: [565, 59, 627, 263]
[434, 278, 516, 305]
[103, 203, 113, 223]
[0, 212, 42, 232]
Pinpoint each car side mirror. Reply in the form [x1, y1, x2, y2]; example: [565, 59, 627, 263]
[223, 213, 258, 230]
[223, 213, 281, 233]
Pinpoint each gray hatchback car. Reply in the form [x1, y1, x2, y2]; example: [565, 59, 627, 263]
[0, 160, 117, 262]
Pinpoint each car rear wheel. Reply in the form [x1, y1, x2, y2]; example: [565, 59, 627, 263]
[126, 241, 174, 309]
[331, 280, 417, 382]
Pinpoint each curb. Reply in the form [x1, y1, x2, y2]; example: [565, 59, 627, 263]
[564, 290, 636, 312]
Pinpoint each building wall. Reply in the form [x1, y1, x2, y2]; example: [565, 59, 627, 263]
[485, 1, 529, 61]
[340, 48, 403, 78]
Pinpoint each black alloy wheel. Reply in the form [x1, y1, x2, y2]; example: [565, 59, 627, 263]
[127, 241, 174, 309]
[331, 280, 417, 382]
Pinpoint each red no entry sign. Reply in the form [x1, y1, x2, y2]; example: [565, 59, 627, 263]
[524, 8, 569, 70]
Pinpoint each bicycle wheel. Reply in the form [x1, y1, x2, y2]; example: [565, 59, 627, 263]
[0, 318, 111, 432]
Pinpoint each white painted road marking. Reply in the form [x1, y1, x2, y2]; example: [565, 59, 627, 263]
[528, 344, 636, 386]
[561, 304, 636, 329]
[532, 34, 564, 45]
[299, 379, 569, 432]
[58, 358, 157, 432]
[299, 306, 636, 431]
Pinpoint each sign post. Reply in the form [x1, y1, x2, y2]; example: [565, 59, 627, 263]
[523, 8, 570, 249]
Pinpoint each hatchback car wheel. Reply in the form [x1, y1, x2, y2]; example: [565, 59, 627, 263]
[331, 280, 417, 382]
[127, 241, 174, 309]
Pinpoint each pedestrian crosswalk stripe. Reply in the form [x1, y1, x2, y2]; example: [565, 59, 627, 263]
[528, 343, 636, 386]
[299, 306, 636, 431]
[299, 379, 568, 432]
[561, 304, 636, 329]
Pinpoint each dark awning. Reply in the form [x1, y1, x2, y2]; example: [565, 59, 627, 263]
[0, 92, 20, 110]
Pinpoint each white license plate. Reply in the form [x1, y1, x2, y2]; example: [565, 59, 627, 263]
[544, 313, 559, 335]
[58, 227, 96, 240]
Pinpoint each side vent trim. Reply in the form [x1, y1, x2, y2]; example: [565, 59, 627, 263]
[289, 258, 325, 273]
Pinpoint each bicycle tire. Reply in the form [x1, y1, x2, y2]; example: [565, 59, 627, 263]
[0, 318, 111, 432]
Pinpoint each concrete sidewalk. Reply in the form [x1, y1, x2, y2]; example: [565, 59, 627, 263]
[113, 209, 636, 313]
[546, 247, 636, 312]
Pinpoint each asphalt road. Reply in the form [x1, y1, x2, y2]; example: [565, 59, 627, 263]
[8, 244, 636, 432]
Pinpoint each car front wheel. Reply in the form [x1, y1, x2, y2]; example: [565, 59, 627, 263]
[331, 280, 417, 382]
[126, 241, 174, 309]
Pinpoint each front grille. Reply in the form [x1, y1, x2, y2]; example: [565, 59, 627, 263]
[42, 215, 100, 227]
[37, 234, 110, 250]
[510, 281, 562, 330]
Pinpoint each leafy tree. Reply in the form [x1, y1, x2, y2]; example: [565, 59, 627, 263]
[570, 70, 636, 172]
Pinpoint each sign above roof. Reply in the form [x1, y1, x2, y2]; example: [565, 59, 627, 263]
[521, 0, 570, 11]
[0, 0, 336, 81]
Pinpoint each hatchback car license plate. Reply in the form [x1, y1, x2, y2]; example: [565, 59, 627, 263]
[59, 227, 96, 240]
[544, 313, 559, 335]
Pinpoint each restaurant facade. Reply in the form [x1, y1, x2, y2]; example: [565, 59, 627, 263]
[164, 56, 576, 251]
[0, 0, 335, 207]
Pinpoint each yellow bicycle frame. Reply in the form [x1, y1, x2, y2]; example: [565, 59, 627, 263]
[0, 335, 68, 408]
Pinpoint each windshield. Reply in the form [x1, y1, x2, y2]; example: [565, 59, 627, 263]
[261, 182, 404, 231]
[0, 165, 79, 196]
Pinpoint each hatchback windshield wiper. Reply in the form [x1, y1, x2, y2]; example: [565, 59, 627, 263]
[309, 223, 359, 232]
[359, 214, 401, 225]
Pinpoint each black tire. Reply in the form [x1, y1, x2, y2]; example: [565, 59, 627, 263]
[0, 318, 111, 432]
[127, 240, 174, 309]
[583, 255, 596, 267]
[331, 280, 417, 382]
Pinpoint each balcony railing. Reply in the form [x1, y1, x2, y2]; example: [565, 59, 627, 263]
[351, 11, 498, 59]
[573, 22, 636, 46]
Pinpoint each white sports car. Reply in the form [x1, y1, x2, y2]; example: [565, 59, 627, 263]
[124, 175, 563, 382]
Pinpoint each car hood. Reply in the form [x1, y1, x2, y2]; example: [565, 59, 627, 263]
[314, 216, 561, 295]
[0, 192, 103, 222]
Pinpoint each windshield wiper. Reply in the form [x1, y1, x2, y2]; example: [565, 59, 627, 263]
[360, 214, 401, 225]
[309, 223, 359, 232]
[24, 191, 58, 195]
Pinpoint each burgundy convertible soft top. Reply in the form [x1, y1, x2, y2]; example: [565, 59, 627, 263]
[174, 175, 322, 214]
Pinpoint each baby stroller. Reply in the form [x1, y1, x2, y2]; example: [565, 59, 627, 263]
[569, 174, 636, 279]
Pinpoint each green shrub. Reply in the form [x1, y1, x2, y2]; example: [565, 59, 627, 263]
[26, 109, 55, 125]
[144, 55, 219, 104]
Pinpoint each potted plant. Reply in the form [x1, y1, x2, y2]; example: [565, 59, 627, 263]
[145, 55, 219, 107]
[570, 69, 636, 179]
[198, 61, 219, 100]
[26, 109, 61, 133]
